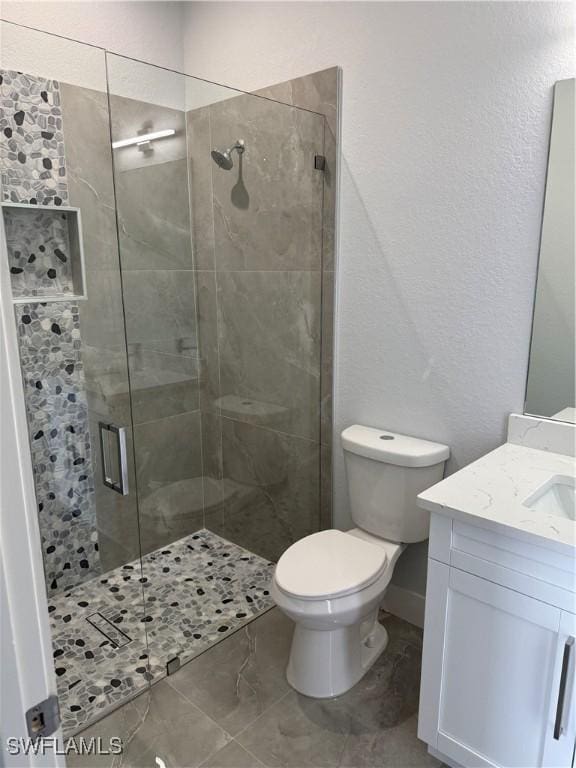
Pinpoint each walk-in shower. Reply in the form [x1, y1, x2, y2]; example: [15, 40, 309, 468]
[1, 20, 336, 738]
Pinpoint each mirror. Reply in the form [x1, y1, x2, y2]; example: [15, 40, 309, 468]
[525, 78, 575, 423]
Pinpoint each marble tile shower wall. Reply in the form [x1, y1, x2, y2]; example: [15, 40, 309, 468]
[109, 95, 203, 557]
[188, 70, 338, 562]
[254, 68, 339, 532]
[0, 70, 102, 595]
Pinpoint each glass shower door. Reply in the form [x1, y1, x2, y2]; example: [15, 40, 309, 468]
[0, 23, 151, 736]
[106, 53, 326, 672]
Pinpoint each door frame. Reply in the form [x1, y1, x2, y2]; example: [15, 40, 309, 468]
[0, 213, 65, 767]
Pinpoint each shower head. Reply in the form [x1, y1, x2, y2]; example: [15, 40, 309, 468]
[211, 148, 234, 170]
[211, 139, 245, 170]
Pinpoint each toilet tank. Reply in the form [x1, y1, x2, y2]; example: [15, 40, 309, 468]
[342, 425, 450, 543]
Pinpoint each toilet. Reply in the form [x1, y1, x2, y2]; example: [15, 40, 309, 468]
[271, 425, 449, 699]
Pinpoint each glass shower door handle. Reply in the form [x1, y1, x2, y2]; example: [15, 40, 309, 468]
[98, 422, 129, 495]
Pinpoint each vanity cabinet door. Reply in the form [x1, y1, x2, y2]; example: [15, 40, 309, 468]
[423, 565, 569, 768]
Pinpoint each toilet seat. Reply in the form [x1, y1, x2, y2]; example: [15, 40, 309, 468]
[274, 529, 388, 600]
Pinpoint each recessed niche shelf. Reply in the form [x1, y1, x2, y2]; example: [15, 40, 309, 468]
[1, 202, 87, 303]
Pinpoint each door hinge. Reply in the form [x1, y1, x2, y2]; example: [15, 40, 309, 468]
[166, 656, 181, 676]
[314, 154, 326, 171]
[26, 695, 60, 740]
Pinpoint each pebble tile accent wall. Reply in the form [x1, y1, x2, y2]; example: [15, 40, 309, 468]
[0, 69, 100, 594]
[0, 70, 68, 205]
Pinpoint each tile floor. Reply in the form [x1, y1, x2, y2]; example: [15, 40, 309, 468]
[68, 608, 441, 768]
[50, 530, 275, 735]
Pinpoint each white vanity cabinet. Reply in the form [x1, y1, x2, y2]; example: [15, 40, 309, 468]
[418, 514, 576, 768]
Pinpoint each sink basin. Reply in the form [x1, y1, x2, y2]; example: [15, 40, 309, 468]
[523, 475, 576, 521]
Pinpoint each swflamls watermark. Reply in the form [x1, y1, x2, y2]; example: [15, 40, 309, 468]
[5, 736, 123, 756]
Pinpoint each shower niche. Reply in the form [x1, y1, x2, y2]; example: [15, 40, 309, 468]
[2, 202, 87, 302]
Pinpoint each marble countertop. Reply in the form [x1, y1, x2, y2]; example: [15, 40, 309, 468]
[418, 442, 576, 555]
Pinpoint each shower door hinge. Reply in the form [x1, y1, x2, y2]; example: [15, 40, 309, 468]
[314, 154, 326, 171]
[166, 656, 181, 676]
[26, 695, 60, 740]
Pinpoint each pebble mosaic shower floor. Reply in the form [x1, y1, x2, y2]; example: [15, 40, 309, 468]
[48, 529, 275, 735]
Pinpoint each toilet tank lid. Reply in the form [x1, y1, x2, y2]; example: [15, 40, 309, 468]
[341, 425, 450, 468]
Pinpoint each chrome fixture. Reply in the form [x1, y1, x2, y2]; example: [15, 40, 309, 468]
[211, 139, 245, 170]
[112, 128, 175, 150]
[98, 422, 129, 495]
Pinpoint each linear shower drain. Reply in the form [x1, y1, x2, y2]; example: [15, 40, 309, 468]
[85, 611, 132, 648]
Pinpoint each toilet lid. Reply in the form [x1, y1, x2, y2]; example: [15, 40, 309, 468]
[274, 530, 388, 600]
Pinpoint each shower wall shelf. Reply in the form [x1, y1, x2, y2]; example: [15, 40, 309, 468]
[1, 202, 88, 304]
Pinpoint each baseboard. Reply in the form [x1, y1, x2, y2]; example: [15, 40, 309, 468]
[382, 584, 425, 628]
[428, 746, 464, 768]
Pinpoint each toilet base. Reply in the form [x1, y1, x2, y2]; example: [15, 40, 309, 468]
[286, 618, 389, 698]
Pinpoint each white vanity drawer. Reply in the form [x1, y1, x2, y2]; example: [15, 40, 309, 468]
[429, 513, 576, 612]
